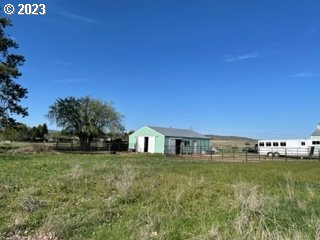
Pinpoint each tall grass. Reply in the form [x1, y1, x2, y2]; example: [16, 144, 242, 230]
[1, 153, 320, 239]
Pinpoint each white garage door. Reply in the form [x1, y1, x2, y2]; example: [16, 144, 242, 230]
[137, 136, 145, 153]
[148, 136, 155, 153]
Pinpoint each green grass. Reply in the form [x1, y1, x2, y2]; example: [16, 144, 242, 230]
[1, 153, 320, 239]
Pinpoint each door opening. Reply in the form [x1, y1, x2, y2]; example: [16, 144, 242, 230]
[175, 139, 182, 154]
[309, 146, 315, 156]
[144, 137, 149, 152]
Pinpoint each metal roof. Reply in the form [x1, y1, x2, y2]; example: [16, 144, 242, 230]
[148, 126, 209, 139]
[312, 130, 320, 136]
[311, 123, 320, 136]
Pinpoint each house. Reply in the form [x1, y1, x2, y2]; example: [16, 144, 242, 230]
[129, 126, 210, 154]
[311, 122, 320, 139]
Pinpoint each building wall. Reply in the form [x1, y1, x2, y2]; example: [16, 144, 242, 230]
[129, 126, 165, 153]
[311, 135, 320, 140]
[164, 137, 210, 154]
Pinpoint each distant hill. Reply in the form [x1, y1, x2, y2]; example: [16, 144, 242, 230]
[48, 129, 60, 133]
[205, 135, 256, 141]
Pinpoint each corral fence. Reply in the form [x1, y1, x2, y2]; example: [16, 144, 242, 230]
[55, 140, 128, 153]
[164, 145, 320, 162]
[54, 140, 320, 161]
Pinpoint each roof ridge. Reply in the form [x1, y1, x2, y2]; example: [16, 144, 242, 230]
[147, 126, 209, 139]
[148, 125, 196, 131]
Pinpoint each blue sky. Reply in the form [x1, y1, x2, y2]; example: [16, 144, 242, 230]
[3, 0, 320, 139]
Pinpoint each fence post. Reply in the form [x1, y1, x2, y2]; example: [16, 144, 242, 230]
[71, 140, 73, 151]
[210, 147, 213, 161]
[222, 148, 224, 160]
[233, 147, 235, 161]
[245, 150, 248, 162]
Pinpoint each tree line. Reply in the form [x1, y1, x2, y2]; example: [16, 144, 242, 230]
[0, 123, 48, 142]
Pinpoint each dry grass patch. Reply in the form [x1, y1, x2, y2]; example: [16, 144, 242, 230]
[114, 164, 139, 201]
[67, 163, 83, 180]
[10, 145, 53, 154]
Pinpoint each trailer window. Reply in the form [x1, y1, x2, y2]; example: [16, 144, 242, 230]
[259, 142, 264, 147]
[301, 142, 305, 146]
[273, 142, 279, 147]
[312, 141, 320, 145]
[280, 142, 286, 147]
[266, 142, 271, 147]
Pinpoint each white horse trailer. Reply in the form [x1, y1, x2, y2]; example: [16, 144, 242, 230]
[258, 139, 320, 157]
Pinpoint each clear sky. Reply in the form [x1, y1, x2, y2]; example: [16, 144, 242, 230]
[3, 0, 320, 139]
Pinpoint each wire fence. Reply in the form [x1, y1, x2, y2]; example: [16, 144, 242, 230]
[163, 145, 320, 162]
[53, 141, 320, 162]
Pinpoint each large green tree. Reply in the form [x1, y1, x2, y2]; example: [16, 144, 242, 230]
[0, 17, 28, 127]
[46, 96, 124, 147]
[0, 122, 28, 141]
[29, 123, 48, 141]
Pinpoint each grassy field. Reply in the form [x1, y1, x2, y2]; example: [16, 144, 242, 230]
[1, 153, 320, 239]
[211, 140, 257, 153]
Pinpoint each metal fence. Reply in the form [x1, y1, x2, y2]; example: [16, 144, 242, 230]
[55, 141, 128, 152]
[54, 141, 320, 161]
[164, 145, 320, 162]
[164, 145, 214, 155]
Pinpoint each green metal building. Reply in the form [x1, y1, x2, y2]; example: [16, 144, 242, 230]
[129, 126, 210, 154]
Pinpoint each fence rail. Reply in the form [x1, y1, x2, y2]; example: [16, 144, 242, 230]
[259, 147, 320, 156]
[55, 141, 128, 152]
[54, 141, 320, 161]
[163, 145, 320, 162]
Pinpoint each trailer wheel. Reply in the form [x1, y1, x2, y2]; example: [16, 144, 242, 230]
[273, 152, 280, 158]
[267, 152, 273, 157]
